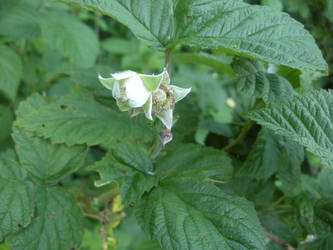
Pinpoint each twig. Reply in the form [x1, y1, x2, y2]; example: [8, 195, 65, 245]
[265, 231, 296, 250]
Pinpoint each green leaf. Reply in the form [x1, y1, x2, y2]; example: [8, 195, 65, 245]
[156, 144, 233, 182]
[0, 105, 13, 142]
[136, 179, 266, 250]
[88, 149, 156, 204]
[16, 90, 155, 146]
[0, 44, 22, 100]
[237, 128, 283, 179]
[233, 58, 295, 103]
[176, 0, 327, 74]
[40, 11, 99, 68]
[12, 127, 87, 183]
[62, 0, 327, 74]
[61, 0, 175, 48]
[0, 150, 34, 240]
[0, 2, 40, 38]
[306, 234, 333, 250]
[7, 186, 83, 250]
[173, 52, 235, 75]
[247, 90, 333, 168]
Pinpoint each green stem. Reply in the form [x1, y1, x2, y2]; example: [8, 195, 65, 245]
[223, 119, 254, 151]
[165, 48, 173, 75]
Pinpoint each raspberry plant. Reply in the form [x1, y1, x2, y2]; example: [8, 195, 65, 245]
[0, 0, 332, 249]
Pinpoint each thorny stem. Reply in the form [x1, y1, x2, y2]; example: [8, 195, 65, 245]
[265, 231, 296, 250]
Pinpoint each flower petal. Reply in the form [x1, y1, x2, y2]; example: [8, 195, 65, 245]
[98, 74, 115, 90]
[112, 81, 122, 99]
[170, 85, 191, 102]
[111, 70, 137, 80]
[143, 95, 153, 120]
[125, 75, 150, 107]
[156, 109, 173, 129]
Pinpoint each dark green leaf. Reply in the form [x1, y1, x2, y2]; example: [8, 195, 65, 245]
[16, 90, 155, 146]
[136, 179, 266, 250]
[7, 186, 83, 250]
[248, 90, 333, 168]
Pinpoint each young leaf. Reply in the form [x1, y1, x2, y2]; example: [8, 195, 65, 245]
[247, 90, 333, 168]
[12, 128, 87, 183]
[16, 90, 155, 146]
[0, 44, 22, 100]
[40, 11, 99, 68]
[237, 128, 283, 179]
[88, 148, 156, 205]
[7, 186, 83, 250]
[233, 58, 295, 103]
[136, 179, 266, 250]
[0, 150, 34, 240]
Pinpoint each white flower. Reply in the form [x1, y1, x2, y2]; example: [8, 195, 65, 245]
[98, 69, 191, 130]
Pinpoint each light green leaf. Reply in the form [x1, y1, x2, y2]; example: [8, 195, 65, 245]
[237, 128, 283, 179]
[61, 0, 175, 48]
[15, 90, 155, 146]
[41, 11, 99, 68]
[7, 186, 83, 250]
[156, 144, 233, 182]
[12, 127, 87, 183]
[88, 150, 156, 204]
[0, 2, 40, 38]
[233, 58, 295, 103]
[136, 179, 266, 250]
[0, 44, 22, 100]
[0, 150, 34, 240]
[173, 52, 235, 75]
[176, 0, 327, 74]
[247, 90, 333, 168]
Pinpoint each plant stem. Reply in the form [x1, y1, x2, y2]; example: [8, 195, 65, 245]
[165, 48, 173, 75]
[223, 119, 254, 151]
[265, 231, 296, 250]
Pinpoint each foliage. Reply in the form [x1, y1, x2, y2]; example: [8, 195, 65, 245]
[0, 0, 332, 249]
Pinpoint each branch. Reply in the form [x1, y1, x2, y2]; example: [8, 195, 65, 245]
[265, 231, 296, 250]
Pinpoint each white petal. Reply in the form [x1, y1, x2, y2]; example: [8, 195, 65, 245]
[170, 85, 191, 102]
[112, 81, 121, 99]
[156, 109, 173, 130]
[143, 95, 153, 120]
[124, 75, 150, 107]
[111, 70, 137, 80]
[98, 74, 115, 90]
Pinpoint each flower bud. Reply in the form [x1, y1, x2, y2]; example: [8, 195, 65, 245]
[98, 69, 191, 130]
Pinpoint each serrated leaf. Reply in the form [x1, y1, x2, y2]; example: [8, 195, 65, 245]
[16, 90, 155, 146]
[89, 150, 156, 204]
[156, 144, 233, 182]
[12, 127, 87, 183]
[62, 0, 327, 74]
[233, 58, 295, 103]
[7, 186, 83, 250]
[176, 0, 327, 74]
[136, 179, 266, 250]
[247, 90, 333, 168]
[41, 11, 99, 68]
[0, 44, 22, 100]
[61, 0, 175, 48]
[237, 128, 283, 179]
[0, 150, 34, 240]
